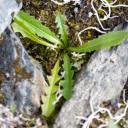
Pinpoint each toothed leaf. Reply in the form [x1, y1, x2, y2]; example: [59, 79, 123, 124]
[42, 60, 60, 117]
[12, 10, 62, 46]
[55, 12, 68, 46]
[61, 54, 74, 100]
[68, 31, 128, 52]
[12, 22, 55, 48]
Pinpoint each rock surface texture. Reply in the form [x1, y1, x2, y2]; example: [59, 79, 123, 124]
[54, 32, 128, 127]
[0, 104, 46, 128]
[0, 29, 45, 115]
[0, 0, 22, 34]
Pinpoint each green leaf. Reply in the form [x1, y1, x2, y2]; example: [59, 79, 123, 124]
[68, 31, 128, 53]
[107, 120, 120, 128]
[42, 59, 60, 117]
[55, 12, 68, 46]
[12, 22, 55, 48]
[12, 11, 62, 46]
[61, 53, 74, 100]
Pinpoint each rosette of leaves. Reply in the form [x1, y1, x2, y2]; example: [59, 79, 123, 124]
[12, 10, 128, 117]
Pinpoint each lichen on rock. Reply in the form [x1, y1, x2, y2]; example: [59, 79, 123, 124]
[0, 28, 46, 115]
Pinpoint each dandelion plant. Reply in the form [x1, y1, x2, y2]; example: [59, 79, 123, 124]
[12, 10, 128, 117]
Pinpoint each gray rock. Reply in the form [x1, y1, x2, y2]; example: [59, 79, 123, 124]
[0, 0, 22, 34]
[0, 29, 46, 115]
[0, 104, 46, 128]
[54, 28, 128, 127]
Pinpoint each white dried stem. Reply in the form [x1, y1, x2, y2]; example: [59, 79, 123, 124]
[110, 4, 128, 8]
[76, 89, 128, 128]
[109, 0, 118, 5]
[53, 86, 62, 105]
[51, 0, 65, 5]
[51, 0, 81, 5]
[91, 0, 110, 30]
[99, 0, 111, 21]
[78, 26, 106, 45]
[98, 124, 108, 128]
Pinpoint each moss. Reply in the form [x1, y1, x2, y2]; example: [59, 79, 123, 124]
[0, 71, 5, 84]
[0, 91, 4, 103]
[13, 57, 32, 79]
[22, 0, 128, 73]
[9, 104, 17, 113]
